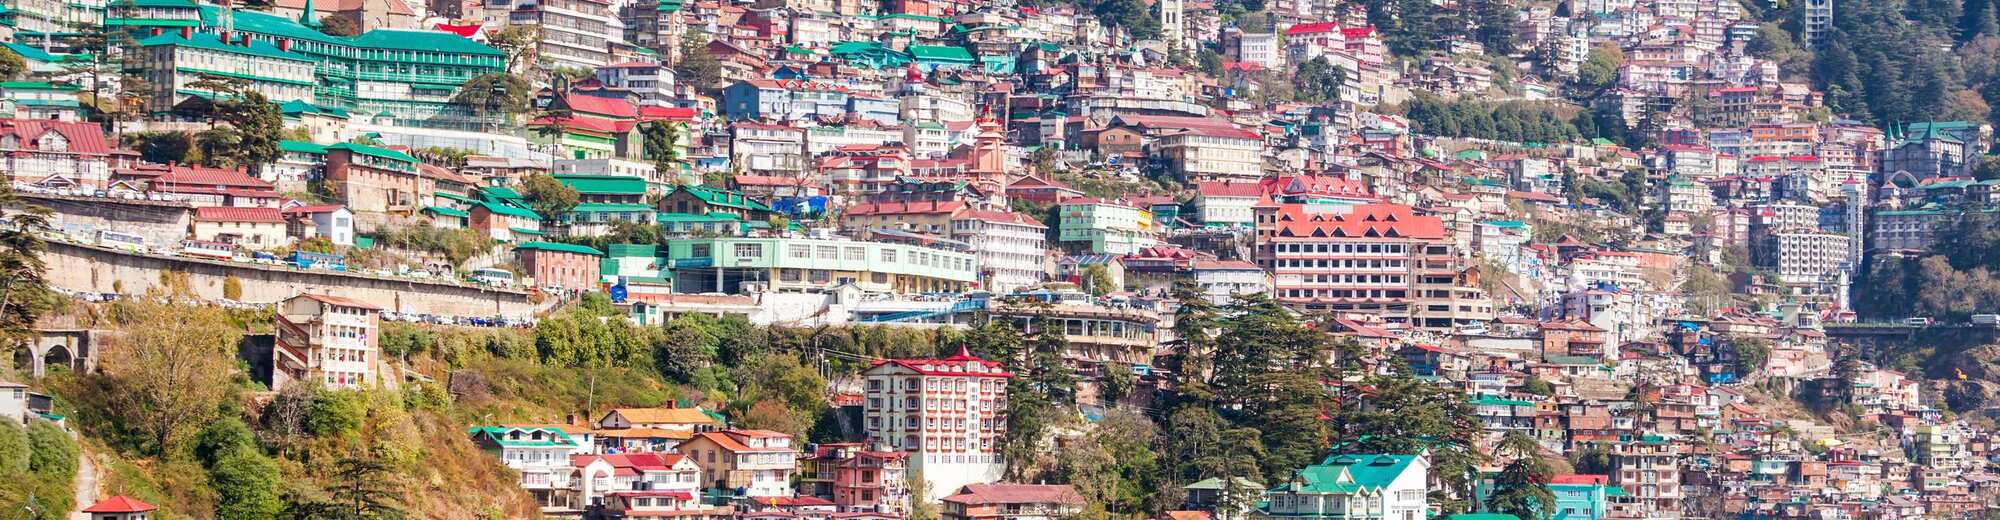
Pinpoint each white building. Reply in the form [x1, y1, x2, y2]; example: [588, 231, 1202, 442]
[0, 380, 24, 426]
[272, 293, 379, 391]
[469, 426, 587, 509]
[1264, 453, 1430, 520]
[1194, 180, 1260, 227]
[951, 210, 1048, 293]
[1757, 230, 1852, 285]
[861, 351, 1011, 501]
[1192, 260, 1271, 305]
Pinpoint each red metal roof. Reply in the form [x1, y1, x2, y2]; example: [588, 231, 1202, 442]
[194, 206, 284, 223]
[0, 118, 113, 155]
[82, 496, 158, 513]
[560, 94, 639, 119]
[1285, 22, 1341, 35]
[1272, 203, 1445, 239]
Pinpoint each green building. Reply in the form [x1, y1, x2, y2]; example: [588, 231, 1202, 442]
[109, 1, 505, 130]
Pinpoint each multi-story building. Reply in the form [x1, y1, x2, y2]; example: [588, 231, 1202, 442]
[1256, 203, 1449, 325]
[510, 0, 614, 69]
[1158, 127, 1264, 181]
[1262, 453, 1430, 520]
[272, 293, 379, 391]
[1753, 230, 1851, 285]
[730, 122, 808, 178]
[139, 31, 317, 115]
[660, 237, 980, 294]
[324, 142, 427, 223]
[1870, 207, 1952, 252]
[1610, 440, 1683, 518]
[514, 241, 605, 292]
[950, 210, 1047, 293]
[592, 61, 675, 106]
[192, 206, 288, 248]
[571, 453, 708, 516]
[1057, 198, 1156, 255]
[1194, 180, 1260, 227]
[798, 443, 911, 515]
[110, 5, 507, 130]
[468, 426, 585, 510]
[678, 429, 799, 499]
[986, 300, 1161, 369]
[1192, 259, 1272, 304]
[0, 118, 117, 188]
[861, 351, 1010, 502]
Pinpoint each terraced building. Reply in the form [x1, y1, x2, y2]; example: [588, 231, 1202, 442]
[111, 0, 505, 130]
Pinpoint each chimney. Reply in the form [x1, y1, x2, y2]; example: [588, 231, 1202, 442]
[277, 39, 291, 51]
[150, 28, 162, 37]
[178, 27, 192, 38]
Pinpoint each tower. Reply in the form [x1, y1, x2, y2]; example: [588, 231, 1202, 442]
[298, 0, 319, 28]
[1159, 0, 1185, 48]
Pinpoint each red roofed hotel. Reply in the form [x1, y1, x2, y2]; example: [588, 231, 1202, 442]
[1255, 202, 1491, 329]
[861, 349, 1011, 501]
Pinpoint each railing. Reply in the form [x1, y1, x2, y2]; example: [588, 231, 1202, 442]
[857, 298, 986, 323]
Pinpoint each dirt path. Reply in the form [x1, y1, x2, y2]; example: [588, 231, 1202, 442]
[67, 448, 96, 519]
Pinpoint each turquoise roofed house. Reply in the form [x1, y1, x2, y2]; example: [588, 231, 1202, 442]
[137, 31, 318, 114]
[908, 44, 975, 72]
[551, 174, 654, 236]
[0, 81, 80, 120]
[828, 41, 911, 69]
[1264, 453, 1429, 519]
[1547, 474, 1619, 520]
[658, 184, 773, 222]
[104, 4, 506, 131]
[466, 426, 583, 499]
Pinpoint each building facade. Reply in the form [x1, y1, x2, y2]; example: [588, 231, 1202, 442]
[862, 351, 1011, 502]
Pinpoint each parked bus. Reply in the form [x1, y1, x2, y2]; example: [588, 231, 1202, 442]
[179, 240, 235, 260]
[289, 251, 346, 271]
[96, 230, 147, 252]
[470, 268, 514, 287]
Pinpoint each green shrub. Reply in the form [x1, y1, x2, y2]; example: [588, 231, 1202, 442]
[305, 390, 366, 437]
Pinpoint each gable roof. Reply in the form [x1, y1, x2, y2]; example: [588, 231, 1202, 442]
[195, 206, 284, 223]
[515, 241, 604, 256]
[1272, 203, 1444, 239]
[553, 174, 647, 195]
[942, 484, 1085, 505]
[668, 185, 772, 211]
[605, 406, 718, 426]
[0, 118, 111, 155]
[82, 496, 158, 513]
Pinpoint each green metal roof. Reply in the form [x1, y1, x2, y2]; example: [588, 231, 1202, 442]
[571, 202, 654, 213]
[424, 206, 468, 218]
[278, 140, 327, 154]
[0, 43, 54, 63]
[516, 241, 604, 256]
[467, 426, 578, 448]
[0, 81, 77, 91]
[326, 142, 418, 163]
[279, 99, 349, 118]
[435, 191, 476, 203]
[139, 31, 312, 61]
[553, 174, 647, 195]
[483, 186, 524, 201]
[656, 211, 744, 223]
[1470, 397, 1536, 407]
[479, 201, 541, 220]
[668, 185, 771, 211]
[908, 44, 973, 62]
[1277, 454, 1420, 494]
[348, 29, 505, 56]
[510, 226, 544, 235]
[606, 243, 659, 256]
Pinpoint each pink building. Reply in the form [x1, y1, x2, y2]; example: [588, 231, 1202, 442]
[514, 241, 603, 292]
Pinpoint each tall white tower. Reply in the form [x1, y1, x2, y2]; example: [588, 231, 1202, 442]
[1159, 0, 1185, 49]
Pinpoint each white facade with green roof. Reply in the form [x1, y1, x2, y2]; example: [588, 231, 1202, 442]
[1, 0, 102, 38]
[0, 81, 80, 120]
[140, 32, 317, 114]
[661, 237, 977, 294]
[109, 2, 507, 130]
[1265, 453, 1430, 520]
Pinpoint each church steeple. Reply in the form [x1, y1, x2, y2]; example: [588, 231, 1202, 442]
[298, 0, 319, 28]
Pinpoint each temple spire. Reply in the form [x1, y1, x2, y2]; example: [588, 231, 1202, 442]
[299, 0, 319, 28]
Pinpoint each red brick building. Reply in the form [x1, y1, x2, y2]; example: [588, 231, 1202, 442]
[513, 241, 602, 291]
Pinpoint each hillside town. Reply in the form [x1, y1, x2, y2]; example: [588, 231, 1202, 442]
[0, 0, 1999, 515]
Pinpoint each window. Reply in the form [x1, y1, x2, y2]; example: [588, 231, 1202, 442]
[845, 247, 865, 260]
[881, 249, 898, 262]
[789, 244, 810, 258]
[817, 245, 838, 259]
[733, 243, 763, 258]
